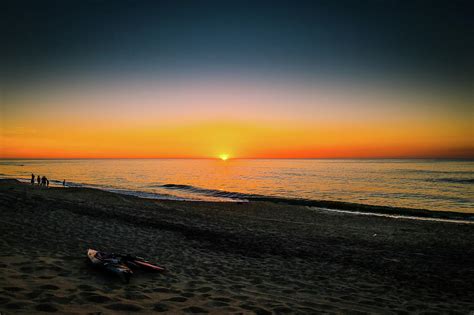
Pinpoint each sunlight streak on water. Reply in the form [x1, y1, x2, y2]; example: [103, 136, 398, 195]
[1, 159, 473, 213]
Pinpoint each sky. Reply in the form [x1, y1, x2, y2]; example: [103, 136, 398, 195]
[1, 0, 473, 158]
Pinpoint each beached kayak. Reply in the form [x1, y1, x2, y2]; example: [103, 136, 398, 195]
[87, 249, 133, 282]
[87, 249, 164, 282]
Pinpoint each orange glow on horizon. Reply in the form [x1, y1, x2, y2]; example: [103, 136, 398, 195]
[1, 118, 473, 159]
[2, 80, 473, 159]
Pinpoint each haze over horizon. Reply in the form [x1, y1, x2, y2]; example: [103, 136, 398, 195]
[2, 0, 473, 159]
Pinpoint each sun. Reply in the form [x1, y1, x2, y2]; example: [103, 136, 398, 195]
[219, 154, 229, 161]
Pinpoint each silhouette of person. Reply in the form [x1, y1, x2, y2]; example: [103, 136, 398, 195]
[41, 176, 46, 186]
[62, 179, 66, 187]
[31, 173, 35, 185]
[46, 178, 49, 187]
[37, 175, 41, 185]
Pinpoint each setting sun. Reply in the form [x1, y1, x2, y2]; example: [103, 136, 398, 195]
[219, 154, 229, 161]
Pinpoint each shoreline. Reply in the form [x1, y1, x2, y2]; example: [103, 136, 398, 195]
[5, 177, 473, 221]
[1, 179, 473, 313]
[247, 195, 474, 221]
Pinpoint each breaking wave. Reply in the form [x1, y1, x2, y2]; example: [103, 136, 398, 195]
[429, 178, 474, 184]
[157, 183, 256, 201]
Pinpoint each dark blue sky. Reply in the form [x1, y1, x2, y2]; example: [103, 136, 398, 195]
[3, 0, 474, 92]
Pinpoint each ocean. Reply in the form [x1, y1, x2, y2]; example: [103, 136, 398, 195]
[1, 159, 473, 213]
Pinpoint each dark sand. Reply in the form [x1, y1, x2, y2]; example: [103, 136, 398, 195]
[0, 179, 473, 314]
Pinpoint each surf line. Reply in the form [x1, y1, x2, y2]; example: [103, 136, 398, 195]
[308, 207, 474, 224]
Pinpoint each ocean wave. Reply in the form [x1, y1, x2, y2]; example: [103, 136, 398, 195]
[157, 183, 474, 220]
[397, 169, 474, 175]
[103, 188, 187, 201]
[50, 180, 188, 201]
[158, 183, 254, 201]
[429, 178, 474, 184]
[152, 182, 474, 206]
[0, 162, 25, 166]
[366, 191, 473, 204]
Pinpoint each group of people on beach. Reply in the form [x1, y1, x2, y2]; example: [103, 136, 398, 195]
[31, 174, 66, 187]
[31, 173, 49, 187]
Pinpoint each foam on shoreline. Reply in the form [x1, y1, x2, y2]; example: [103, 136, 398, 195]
[309, 207, 474, 224]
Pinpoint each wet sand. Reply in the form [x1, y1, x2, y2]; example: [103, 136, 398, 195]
[0, 179, 473, 314]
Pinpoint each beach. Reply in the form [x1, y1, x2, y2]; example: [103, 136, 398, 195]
[1, 179, 473, 314]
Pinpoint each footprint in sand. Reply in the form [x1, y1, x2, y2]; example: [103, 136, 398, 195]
[211, 297, 231, 302]
[238, 303, 273, 315]
[181, 292, 195, 298]
[182, 306, 209, 313]
[38, 284, 60, 291]
[234, 294, 250, 301]
[153, 303, 169, 312]
[273, 306, 293, 313]
[195, 286, 212, 293]
[25, 290, 43, 299]
[105, 303, 143, 311]
[208, 300, 229, 307]
[35, 303, 58, 312]
[166, 296, 188, 302]
[208, 297, 232, 308]
[123, 292, 150, 300]
[4, 286, 24, 292]
[77, 284, 96, 291]
[153, 287, 174, 293]
[80, 292, 112, 303]
[5, 301, 30, 310]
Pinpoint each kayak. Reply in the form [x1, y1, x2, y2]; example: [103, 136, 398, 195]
[120, 254, 165, 272]
[87, 249, 164, 282]
[87, 249, 133, 283]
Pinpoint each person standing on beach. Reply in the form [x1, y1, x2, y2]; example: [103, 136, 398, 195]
[46, 178, 49, 187]
[31, 174, 35, 185]
[62, 179, 66, 187]
[37, 175, 41, 185]
[41, 176, 47, 187]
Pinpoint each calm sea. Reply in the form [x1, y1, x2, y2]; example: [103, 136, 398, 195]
[1, 159, 473, 213]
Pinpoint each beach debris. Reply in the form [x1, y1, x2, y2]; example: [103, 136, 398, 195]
[87, 249, 164, 283]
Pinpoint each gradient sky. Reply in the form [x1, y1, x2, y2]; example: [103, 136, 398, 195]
[1, 0, 473, 158]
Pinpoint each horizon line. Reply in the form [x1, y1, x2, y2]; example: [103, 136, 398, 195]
[1, 157, 473, 160]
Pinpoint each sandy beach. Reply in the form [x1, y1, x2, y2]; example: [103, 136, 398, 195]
[0, 179, 473, 314]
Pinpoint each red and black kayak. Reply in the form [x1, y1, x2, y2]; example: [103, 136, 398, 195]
[87, 249, 164, 282]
